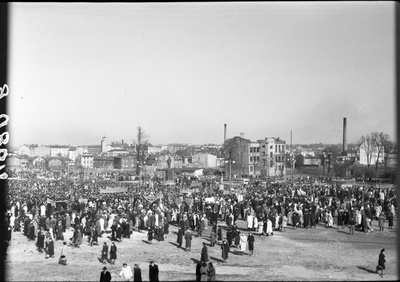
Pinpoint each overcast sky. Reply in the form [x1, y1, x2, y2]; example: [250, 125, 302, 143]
[8, 2, 396, 147]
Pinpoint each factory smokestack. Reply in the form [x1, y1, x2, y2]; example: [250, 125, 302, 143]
[224, 124, 227, 143]
[343, 117, 347, 153]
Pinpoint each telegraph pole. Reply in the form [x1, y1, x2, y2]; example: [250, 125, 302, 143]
[291, 130, 293, 182]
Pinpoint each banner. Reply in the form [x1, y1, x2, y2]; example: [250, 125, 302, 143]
[99, 186, 129, 194]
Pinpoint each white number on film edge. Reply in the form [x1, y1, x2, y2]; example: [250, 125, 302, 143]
[0, 114, 8, 128]
[0, 84, 8, 99]
[0, 148, 6, 162]
[0, 132, 9, 145]
[0, 172, 7, 179]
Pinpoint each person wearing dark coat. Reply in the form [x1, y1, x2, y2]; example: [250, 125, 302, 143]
[148, 227, 153, 243]
[149, 261, 159, 282]
[207, 262, 216, 281]
[221, 239, 229, 262]
[177, 227, 183, 247]
[23, 217, 30, 236]
[388, 212, 394, 229]
[116, 224, 122, 242]
[227, 229, 233, 247]
[56, 221, 64, 241]
[247, 232, 254, 256]
[100, 266, 112, 282]
[110, 242, 117, 265]
[200, 243, 208, 262]
[196, 260, 202, 282]
[36, 227, 45, 252]
[376, 249, 386, 277]
[234, 231, 240, 247]
[14, 216, 21, 232]
[217, 226, 222, 242]
[101, 242, 108, 264]
[184, 230, 192, 251]
[46, 237, 55, 258]
[133, 264, 142, 282]
[28, 222, 36, 241]
[164, 222, 169, 239]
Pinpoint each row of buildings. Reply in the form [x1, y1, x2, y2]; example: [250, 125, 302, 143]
[7, 134, 397, 179]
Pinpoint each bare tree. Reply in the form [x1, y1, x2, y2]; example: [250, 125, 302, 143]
[359, 134, 376, 169]
[133, 126, 150, 175]
[382, 139, 396, 173]
[372, 132, 390, 173]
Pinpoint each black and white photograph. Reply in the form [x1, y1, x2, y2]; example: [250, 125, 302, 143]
[4, 2, 398, 281]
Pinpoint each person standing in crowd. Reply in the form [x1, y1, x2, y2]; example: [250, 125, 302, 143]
[388, 212, 394, 229]
[247, 232, 254, 256]
[184, 229, 192, 252]
[177, 226, 183, 248]
[217, 226, 222, 243]
[200, 261, 208, 282]
[59, 241, 68, 265]
[239, 232, 247, 255]
[221, 239, 229, 263]
[200, 242, 208, 262]
[210, 227, 216, 247]
[119, 263, 133, 282]
[101, 242, 108, 264]
[149, 261, 159, 282]
[45, 236, 55, 258]
[376, 249, 386, 277]
[100, 266, 111, 282]
[207, 262, 216, 281]
[110, 242, 117, 265]
[133, 264, 142, 282]
[196, 261, 202, 282]
[36, 227, 45, 253]
[348, 216, 356, 236]
[378, 212, 386, 231]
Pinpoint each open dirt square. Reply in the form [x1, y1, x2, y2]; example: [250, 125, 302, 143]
[5, 217, 398, 281]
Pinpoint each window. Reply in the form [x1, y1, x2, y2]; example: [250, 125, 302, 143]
[250, 156, 253, 162]
[270, 152, 273, 158]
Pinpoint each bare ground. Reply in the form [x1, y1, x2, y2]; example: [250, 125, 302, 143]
[5, 218, 398, 281]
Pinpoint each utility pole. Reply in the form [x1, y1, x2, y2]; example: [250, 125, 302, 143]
[291, 130, 293, 182]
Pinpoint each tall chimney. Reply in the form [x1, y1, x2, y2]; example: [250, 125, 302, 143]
[224, 124, 227, 143]
[343, 117, 347, 153]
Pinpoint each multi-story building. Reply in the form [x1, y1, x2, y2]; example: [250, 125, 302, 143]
[114, 155, 136, 170]
[93, 156, 115, 170]
[50, 145, 70, 158]
[106, 149, 129, 157]
[258, 137, 286, 178]
[249, 141, 261, 176]
[224, 136, 251, 178]
[79, 154, 94, 168]
[87, 145, 102, 156]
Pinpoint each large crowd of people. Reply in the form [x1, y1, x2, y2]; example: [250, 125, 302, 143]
[3, 171, 398, 280]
